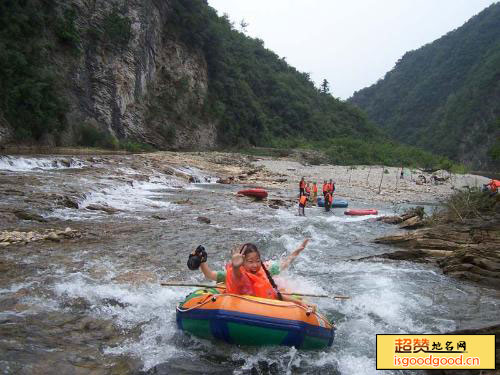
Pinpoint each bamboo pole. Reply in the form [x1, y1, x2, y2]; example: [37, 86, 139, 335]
[160, 281, 350, 300]
[378, 166, 384, 194]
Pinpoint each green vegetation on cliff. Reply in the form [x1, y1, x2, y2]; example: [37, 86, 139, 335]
[350, 3, 500, 170]
[0, 0, 79, 140]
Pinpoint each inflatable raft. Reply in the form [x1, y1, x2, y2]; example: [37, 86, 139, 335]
[344, 209, 378, 216]
[176, 287, 335, 349]
[317, 197, 348, 208]
[237, 188, 268, 199]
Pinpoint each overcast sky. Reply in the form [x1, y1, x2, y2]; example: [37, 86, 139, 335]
[207, 0, 497, 99]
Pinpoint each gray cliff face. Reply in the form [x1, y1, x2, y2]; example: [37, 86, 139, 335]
[55, 0, 216, 149]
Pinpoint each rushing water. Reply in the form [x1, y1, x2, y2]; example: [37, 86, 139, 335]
[0, 154, 498, 375]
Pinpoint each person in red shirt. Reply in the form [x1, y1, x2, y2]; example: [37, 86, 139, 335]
[299, 177, 306, 196]
[322, 180, 328, 198]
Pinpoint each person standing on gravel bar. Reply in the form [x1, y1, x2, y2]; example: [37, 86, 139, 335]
[322, 180, 328, 198]
[298, 194, 307, 216]
[299, 177, 306, 196]
[311, 182, 318, 205]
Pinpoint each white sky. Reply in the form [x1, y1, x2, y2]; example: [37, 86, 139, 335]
[207, 0, 498, 99]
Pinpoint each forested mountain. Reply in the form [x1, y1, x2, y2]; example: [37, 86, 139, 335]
[0, 0, 451, 166]
[350, 3, 500, 170]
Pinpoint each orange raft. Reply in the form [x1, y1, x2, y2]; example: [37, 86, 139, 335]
[176, 286, 335, 349]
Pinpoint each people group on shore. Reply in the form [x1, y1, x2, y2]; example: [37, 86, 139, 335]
[298, 177, 335, 215]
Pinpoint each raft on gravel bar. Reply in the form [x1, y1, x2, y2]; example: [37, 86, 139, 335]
[176, 286, 335, 349]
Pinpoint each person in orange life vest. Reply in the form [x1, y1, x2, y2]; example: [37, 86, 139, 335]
[305, 182, 311, 199]
[485, 179, 500, 195]
[322, 180, 328, 198]
[197, 240, 312, 302]
[298, 194, 307, 216]
[324, 192, 332, 212]
[299, 177, 306, 196]
[311, 182, 318, 205]
[329, 179, 335, 193]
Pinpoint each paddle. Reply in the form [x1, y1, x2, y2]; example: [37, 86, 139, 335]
[160, 281, 350, 300]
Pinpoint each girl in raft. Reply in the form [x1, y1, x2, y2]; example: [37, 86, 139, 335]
[193, 239, 312, 304]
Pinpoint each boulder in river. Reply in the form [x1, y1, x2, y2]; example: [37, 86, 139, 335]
[85, 204, 120, 214]
[13, 210, 47, 222]
[196, 216, 211, 224]
[399, 215, 424, 229]
[374, 216, 500, 289]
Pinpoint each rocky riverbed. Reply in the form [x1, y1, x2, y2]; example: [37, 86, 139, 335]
[0, 150, 498, 375]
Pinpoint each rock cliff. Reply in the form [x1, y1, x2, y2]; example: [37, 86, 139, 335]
[1, 0, 217, 149]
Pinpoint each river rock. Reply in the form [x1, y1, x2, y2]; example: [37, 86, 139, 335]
[152, 214, 168, 220]
[47, 232, 60, 242]
[61, 196, 79, 209]
[374, 215, 500, 289]
[378, 215, 403, 224]
[399, 215, 424, 229]
[85, 204, 120, 214]
[197, 216, 211, 224]
[13, 210, 47, 222]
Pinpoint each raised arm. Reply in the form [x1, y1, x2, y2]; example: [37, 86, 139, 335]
[199, 262, 217, 281]
[280, 239, 310, 270]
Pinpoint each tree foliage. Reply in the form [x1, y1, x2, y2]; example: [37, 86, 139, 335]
[350, 3, 500, 170]
[0, 0, 75, 141]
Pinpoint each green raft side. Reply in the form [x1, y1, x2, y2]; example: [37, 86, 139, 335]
[181, 318, 213, 340]
[179, 317, 331, 349]
[227, 321, 288, 346]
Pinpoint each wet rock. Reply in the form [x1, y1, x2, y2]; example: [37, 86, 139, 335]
[152, 214, 168, 220]
[378, 215, 403, 224]
[47, 232, 60, 242]
[374, 216, 500, 289]
[60, 296, 91, 311]
[401, 206, 424, 220]
[102, 298, 128, 308]
[85, 204, 120, 214]
[173, 199, 193, 205]
[216, 176, 234, 184]
[61, 196, 80, 208]
[269, 204, 279, 209]
[13, 210, 47, 222]
[399, 215, 424, 229]
[188, 175, 200, 183]
[197, 216, 211, 224]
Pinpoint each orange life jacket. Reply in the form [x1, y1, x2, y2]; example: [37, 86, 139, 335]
[322, 183, 328, 193]
[489, 179, 500, 192]
[299, 195, 307, 205]
[299, 180, 305, 189]
[313, 184, 318, 193]
[305, 186, 311, 194]
[225, 263, 277, 299]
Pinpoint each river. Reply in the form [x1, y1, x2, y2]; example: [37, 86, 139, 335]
[0, 153, 498, 375]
